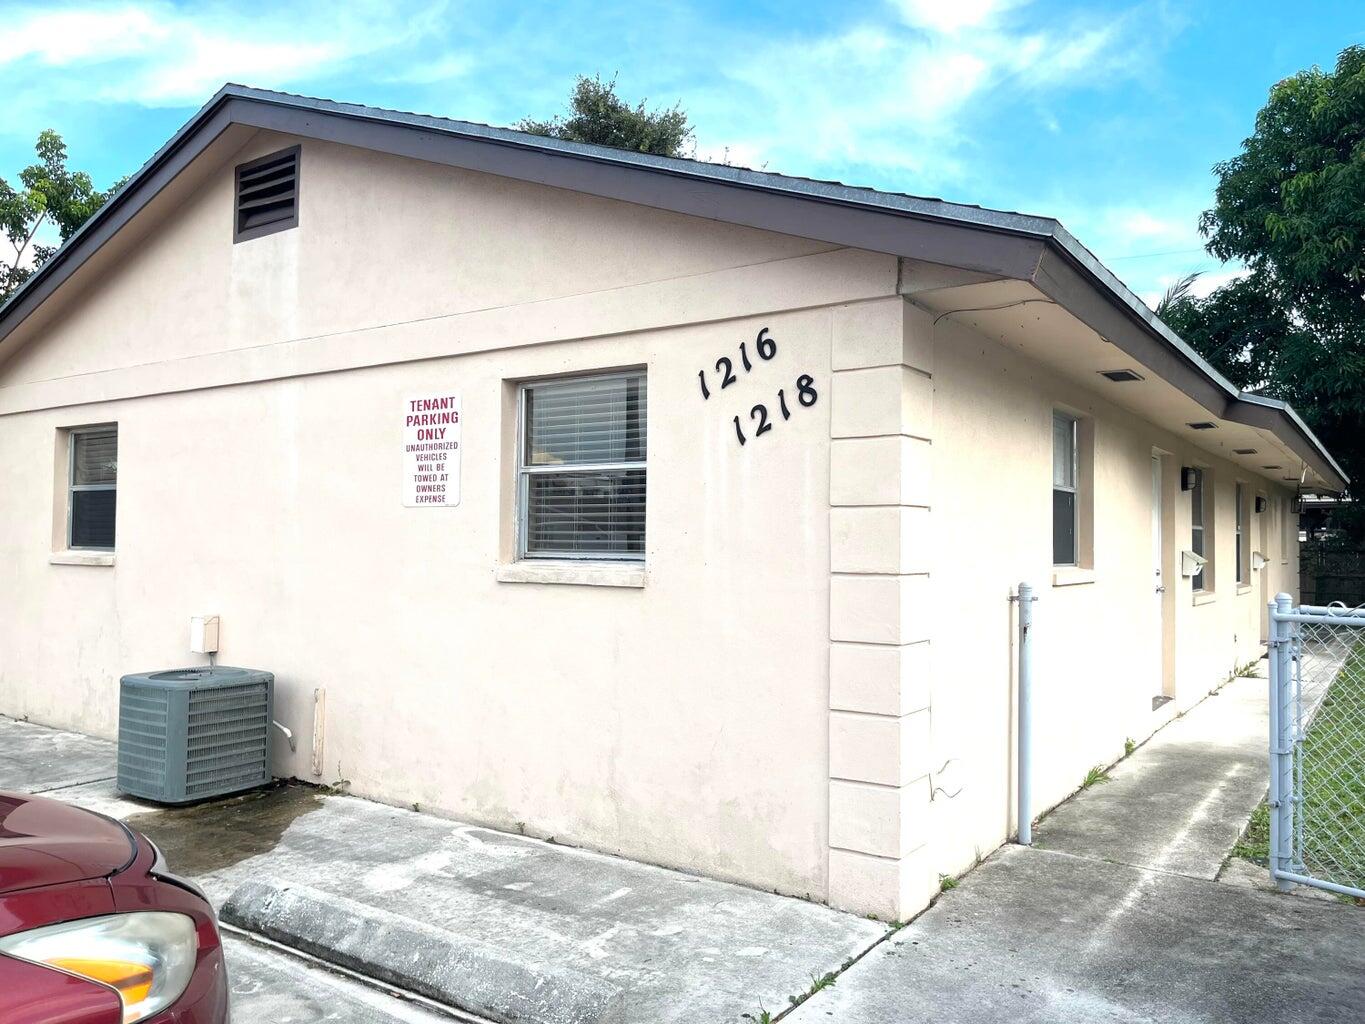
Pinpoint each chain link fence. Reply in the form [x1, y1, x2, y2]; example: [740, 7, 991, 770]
[1268, 596, 1365, 899]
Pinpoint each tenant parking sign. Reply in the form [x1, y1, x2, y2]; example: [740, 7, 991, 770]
[403, 392, 461, 507]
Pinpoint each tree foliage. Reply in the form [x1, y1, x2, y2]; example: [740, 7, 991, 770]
[518, 75, 694, 158]
[1161, 45, 1365, 512]
[1, 130, 120, 305]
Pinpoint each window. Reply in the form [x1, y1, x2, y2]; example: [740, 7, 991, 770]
[68, 427, 117, 550]
[1235, 483, 1247, 584]
[1052, 412, 1078, 565]
[518, 372, 646, 560]
[234, 146, 299, 242]
[1190, 468, 1207, 591]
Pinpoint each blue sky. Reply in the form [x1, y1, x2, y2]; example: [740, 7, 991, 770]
[2, 0, 1362, 303]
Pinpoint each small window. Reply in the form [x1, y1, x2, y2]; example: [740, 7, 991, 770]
[69, 427, 117, 550]
[1191, 468, 1207, 591]
[1235, 483, 1247, 584]
[1052, 412, 1078, 565]
[234, 146, 299, 242]
[518, 372, 647, 560]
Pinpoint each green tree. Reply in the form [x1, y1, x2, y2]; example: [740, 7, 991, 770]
[1, 130, 121, 304]
[1161, 45, 1365, 514]
[518, 74, 694, 158]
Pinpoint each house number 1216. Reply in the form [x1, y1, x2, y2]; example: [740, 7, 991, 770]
[697, 328, 777, 399]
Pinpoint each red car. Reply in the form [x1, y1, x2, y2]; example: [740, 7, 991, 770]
[0, 791, 229, 1023]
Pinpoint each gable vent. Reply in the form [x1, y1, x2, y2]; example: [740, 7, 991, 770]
[1187, 421, 1217, 430]
[235, 146, 299, 242]
[1099, 368, 1145, 383]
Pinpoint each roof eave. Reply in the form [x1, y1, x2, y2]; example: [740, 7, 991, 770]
[0, 85, 1347, 493]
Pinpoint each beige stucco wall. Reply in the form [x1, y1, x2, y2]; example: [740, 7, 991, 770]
[0, 131, 901, 899]
[0, 127, 1308, 915]
[925, 314, 1298, 877]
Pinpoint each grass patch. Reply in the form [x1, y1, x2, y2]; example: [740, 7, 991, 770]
[1297, 642, 1365, 890]
[1081, 765, 1111, 789]
[1232, 643, 1365, 894]
[1231, 801, 1270, 866]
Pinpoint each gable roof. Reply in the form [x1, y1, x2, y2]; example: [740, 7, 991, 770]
[0, 84, 1347, 491]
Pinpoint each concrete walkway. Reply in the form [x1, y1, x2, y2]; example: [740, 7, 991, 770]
[789, 669, 1365, 1023]
[0, 714, 886, 1024]
[1034, 671, 1271, 878]
[787, 845, 1365, 1024]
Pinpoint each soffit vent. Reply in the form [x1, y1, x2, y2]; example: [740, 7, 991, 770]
[1233, 448, 1258, 455]
[1262, 465, 1282, 470]
[1099, 368, 1145, 383]
[1187, 421, 1217, 430]
[235, 146, 299, 242]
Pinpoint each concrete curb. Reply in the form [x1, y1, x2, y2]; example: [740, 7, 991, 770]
[221, 880, 626, 1024]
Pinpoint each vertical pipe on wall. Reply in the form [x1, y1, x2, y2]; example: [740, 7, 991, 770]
[1267, 593, 1295, 892]
[1017, 582, 1035, 846]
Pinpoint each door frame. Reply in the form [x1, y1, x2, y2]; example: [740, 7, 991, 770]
[1153, 450, 1177, 699]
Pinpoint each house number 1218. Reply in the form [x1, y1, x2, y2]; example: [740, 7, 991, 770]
[733, 375, 818, 446]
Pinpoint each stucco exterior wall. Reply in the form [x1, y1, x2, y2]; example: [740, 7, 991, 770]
[0, 132, 901, 898]
[925, 314, 1298, 877]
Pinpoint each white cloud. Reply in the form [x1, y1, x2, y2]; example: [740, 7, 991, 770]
[0, 6, 167, 65]
[697, 2, 1142, 189]
[388, 54, 473, 86]
[893, 0, 1023, 34]
[1140, 267, 1248, 308]
[0, 1, 459, 107]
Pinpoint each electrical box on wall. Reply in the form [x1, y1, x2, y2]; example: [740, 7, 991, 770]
[190, 615, 220, 654]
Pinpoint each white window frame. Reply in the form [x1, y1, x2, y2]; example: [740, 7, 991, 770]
[67, 425, 118, 552]
[1191, 467, 1208, 592]
[515, 370, 647, 562]
[1235, 482, 1247, 585]
[1052, 412, 1079, 567]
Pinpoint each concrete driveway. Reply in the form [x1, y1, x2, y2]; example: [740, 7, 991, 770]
[0, 717, 461, 1024]
[0, 714, 885, 1024]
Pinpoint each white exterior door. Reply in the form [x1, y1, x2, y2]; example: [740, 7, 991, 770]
[1152, 456, 1167, 690]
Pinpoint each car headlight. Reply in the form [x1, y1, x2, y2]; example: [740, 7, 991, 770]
[0, 911, 197, 1022]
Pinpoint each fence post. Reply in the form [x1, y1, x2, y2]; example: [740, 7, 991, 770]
[1017, 582, 1034, 846]
[1268, 592, 1295, 892]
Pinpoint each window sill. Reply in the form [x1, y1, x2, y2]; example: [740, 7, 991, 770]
[49, 551, 115, 567]
[1236, 584, 1253, 595]
[495, 561, 645, 588]
[1051, 567, 1095, 587]
[1192, 591, 1216, 607]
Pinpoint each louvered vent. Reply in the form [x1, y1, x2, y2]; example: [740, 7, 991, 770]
[117, 667, 274, 804]
[235, 146, 299, 242]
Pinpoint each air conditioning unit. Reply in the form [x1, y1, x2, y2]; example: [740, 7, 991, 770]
[117, 667, 274, 804]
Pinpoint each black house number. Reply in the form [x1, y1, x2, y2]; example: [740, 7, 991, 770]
[733, 375, 818, 446]
[695, 326, 819, 446]
[698, 327, 777, 398]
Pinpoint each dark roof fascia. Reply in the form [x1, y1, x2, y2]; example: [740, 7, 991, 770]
[1032, 244, 1347, 492]
[0, 85, 1346, 491]
[1227, 393, 1348, 492]
[224, 91, 1053, 281]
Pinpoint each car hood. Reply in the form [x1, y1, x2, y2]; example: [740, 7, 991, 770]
[0, 792, 135, 894]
